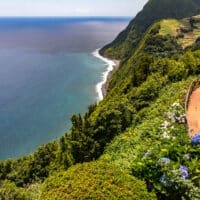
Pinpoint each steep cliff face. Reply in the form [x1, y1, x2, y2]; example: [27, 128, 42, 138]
[100, 0, 200, 59]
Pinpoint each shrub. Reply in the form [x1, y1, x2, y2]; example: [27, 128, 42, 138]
[40, 161, 156, 200]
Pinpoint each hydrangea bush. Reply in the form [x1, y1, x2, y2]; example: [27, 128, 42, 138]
[132, 102, 200, 199]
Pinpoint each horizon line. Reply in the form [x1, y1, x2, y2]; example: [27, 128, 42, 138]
[0, 16, 132, 18]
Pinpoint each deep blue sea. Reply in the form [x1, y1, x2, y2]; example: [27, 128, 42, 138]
[0, 17, 129, 160]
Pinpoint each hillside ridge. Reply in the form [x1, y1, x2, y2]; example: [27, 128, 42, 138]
[100, 0, 200, 59]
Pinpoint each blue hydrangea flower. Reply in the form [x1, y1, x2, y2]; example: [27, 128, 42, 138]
[191, 134, 200, 145]
[179, 165, 189, 180]
[160, 157, 170, 164]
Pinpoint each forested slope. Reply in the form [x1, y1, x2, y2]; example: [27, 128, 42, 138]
[100, 0, 200, 59]
[0, 0, 200, 199]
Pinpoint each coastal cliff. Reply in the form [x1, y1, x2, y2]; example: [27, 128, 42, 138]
[100, 0, 199, 59]
[1, 0, 200, 199]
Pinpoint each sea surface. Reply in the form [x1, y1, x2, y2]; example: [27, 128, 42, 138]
[0, 17, 129, 160]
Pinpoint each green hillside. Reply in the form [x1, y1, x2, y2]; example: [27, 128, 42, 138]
[158, 15, 200, 48]
[100, 0, 200, 59]
[0, 0, 200, 199]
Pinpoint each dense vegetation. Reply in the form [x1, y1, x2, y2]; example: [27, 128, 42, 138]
[0, 0, 200, 199]
[40, 161, 156, 200]
[100, 0, 200, 59]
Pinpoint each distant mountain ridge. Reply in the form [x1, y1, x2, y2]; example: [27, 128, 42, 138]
[100, 0, 200, 59]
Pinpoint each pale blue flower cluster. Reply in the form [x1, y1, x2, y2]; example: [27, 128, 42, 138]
[179, 165, 189, 180]
[191, 134, 200, 145]
[160, 157, 170, 164]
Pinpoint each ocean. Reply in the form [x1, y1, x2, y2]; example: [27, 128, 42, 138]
[0, 17, 129, 160]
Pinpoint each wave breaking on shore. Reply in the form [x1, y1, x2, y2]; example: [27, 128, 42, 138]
[92, 49, 117, 101]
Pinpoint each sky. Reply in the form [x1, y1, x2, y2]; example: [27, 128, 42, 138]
[0, 0, 148, 17]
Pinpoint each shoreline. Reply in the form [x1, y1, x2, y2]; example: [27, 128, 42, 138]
[92, 49, 120, 101]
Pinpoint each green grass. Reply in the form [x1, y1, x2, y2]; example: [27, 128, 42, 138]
[179, 15, 200, 48]
[159, 16, 200, 48]
[159, 19, 181, 36]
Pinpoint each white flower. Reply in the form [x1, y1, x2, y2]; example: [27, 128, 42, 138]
[161, 121, 170, 129]
[171, 102, 181, 107]
[163, 131, 171, 139]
